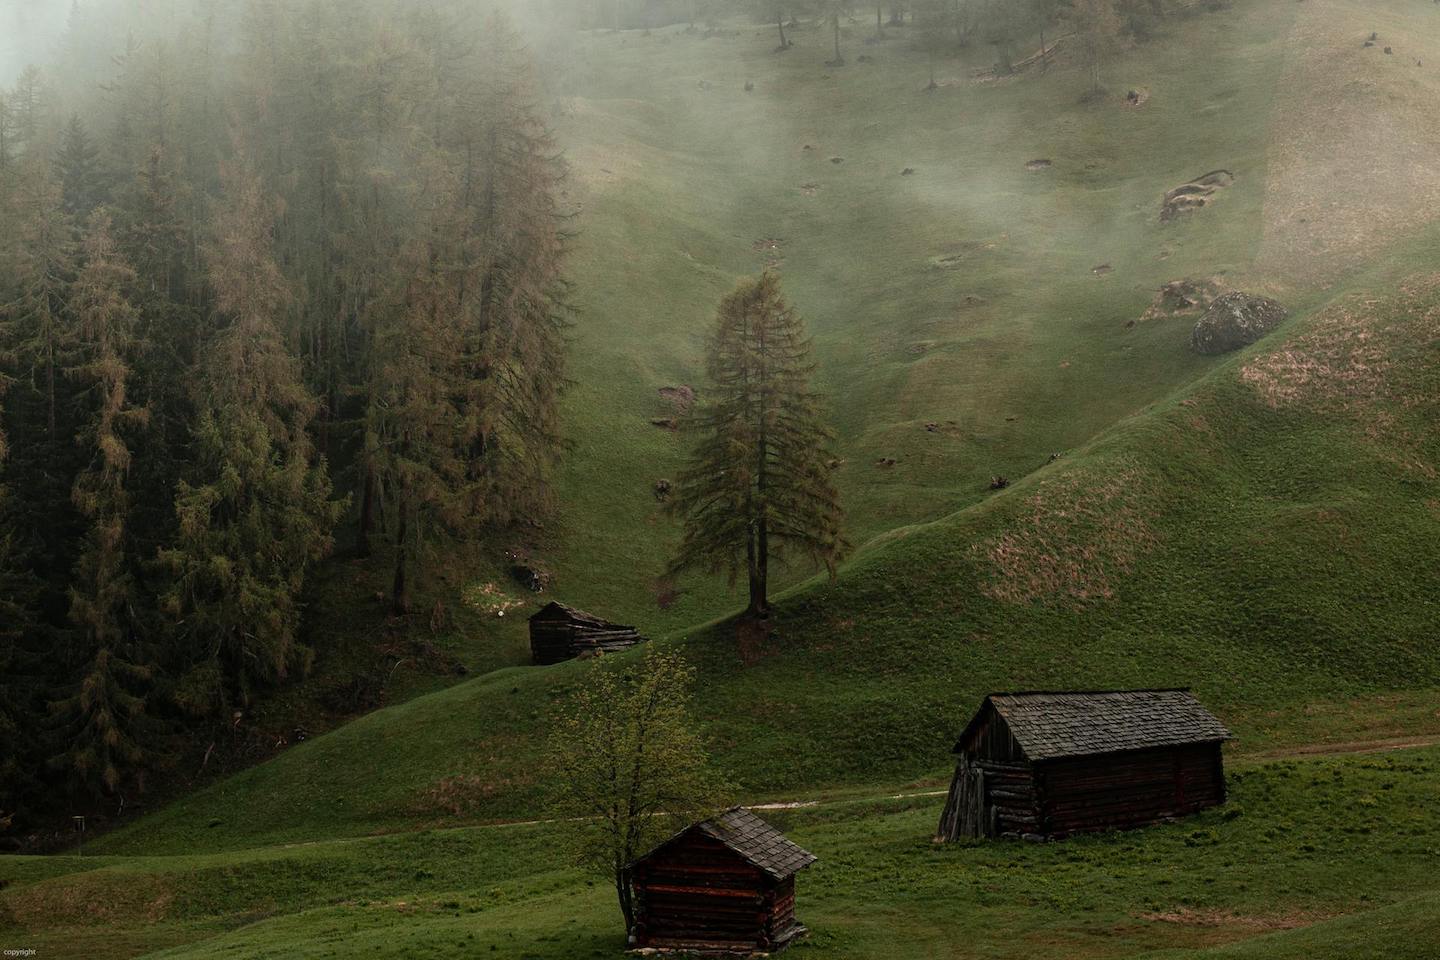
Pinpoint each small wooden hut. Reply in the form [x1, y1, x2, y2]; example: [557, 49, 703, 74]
[630, 807, 817, 954]
[528, 601, 645, 665]
[936, 689, 1231, 841]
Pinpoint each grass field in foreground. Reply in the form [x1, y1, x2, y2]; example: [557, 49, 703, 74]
[4, 746, 1440, 959]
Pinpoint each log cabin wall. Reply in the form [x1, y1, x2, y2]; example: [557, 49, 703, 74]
[631, 833, 773, 951]
[1035, 742, 1226, 835]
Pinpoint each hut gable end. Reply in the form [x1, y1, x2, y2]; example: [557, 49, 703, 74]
[630, 808, 816, 953]
[527, 601, 646, 665]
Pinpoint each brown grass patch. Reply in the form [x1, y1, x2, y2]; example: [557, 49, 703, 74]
[1240, 274, 1440, 414]
[417, 772, 535, 817]
[1140, 906, 1338, 931]
[973, 459, 1159, 607]
[5, 872, 175, 927]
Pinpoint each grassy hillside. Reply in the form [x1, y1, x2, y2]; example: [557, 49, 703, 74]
[453, 0, 1312, 641]
[69, 0, 1440, 859]
[80, 216, 1440, 859]
[6, 746, 1440, 958]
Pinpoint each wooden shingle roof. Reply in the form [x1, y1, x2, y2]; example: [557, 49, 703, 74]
[956, 689, 1232, 762]
[698, 808, 817, 879]
[636, 808, 818, 880]
[528, 601, 612, 626]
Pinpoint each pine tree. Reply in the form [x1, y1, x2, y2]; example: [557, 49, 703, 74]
[668, 272, 849, 619]
[451, 14, 572, 532]
[159, 158, 342, 714]
[54, 114, 105, 221]
[3, 173, 76, 448]
[361, 185, 472, 615]
[361, 11, 572, 611]
[0, 346, 29, 808]
[48, 210, 151, 794]
[8, 67, 47, 156]
[122, 145, 186, 298]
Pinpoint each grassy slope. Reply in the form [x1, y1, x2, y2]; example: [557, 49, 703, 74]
[488, 0, 1301, 637]
[6, 747, 1440, 959]
[74, 0, 1440, 858]
[81, 229, 1440, 857]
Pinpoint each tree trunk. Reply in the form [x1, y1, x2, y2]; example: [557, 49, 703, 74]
[356, 465, 376, 559]
[833, 16, 842, 62]
[750, 305, 771, 622]
[616, 867, 635, 936]
[46, 341, 56, 444]
[746, 530, 768, 619]
[777, 11, 788, 48]
[876, 5, 883, 34]
[391, 496, 409, 615]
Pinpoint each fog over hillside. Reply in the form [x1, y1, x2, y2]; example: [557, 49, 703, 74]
[1, 0, 70, 83]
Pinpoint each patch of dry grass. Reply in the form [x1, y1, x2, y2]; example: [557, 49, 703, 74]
[1240, 274, 1440, 412]
[972, 459, 1160, 607]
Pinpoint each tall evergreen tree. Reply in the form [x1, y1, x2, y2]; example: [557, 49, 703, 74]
[668, 272, 848, 619]
[48, 210, 151, 794]
[361, 11, 571, 611]
[54, 114, 105, 222]
[159, 158, 342, 714]
[4, 173, 76, 448]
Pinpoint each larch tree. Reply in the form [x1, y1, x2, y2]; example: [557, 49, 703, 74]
[544, 649, 728, 936]
[668, 272, 849, 620]
[5, 173, 77, 449]
[159, 158, 342, 715]
[54, 114, 105, 222]
[362, 10, 571, 612]
[48, 210, 151, 794]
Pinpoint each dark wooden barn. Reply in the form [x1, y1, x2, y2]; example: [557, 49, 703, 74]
[528, 601, 645, 665]
[936, 689, 1231, 841]
[630, 807, 817, 954]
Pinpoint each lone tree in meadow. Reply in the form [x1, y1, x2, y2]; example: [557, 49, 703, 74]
[668, 272, 849, 620]
[544, 649, 727, 937]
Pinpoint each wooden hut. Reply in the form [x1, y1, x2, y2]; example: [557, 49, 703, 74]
[528, 601, 645, 665]
[630, 807, 817, 954]
[936, 689, 1231, 841]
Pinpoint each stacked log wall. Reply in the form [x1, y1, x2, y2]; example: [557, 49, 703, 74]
[1036, 742, 1225, 835]
[529, 611, 644, 665]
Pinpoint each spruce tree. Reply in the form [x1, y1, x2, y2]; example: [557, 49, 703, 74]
[0, 351, 29, 808]
[48, 210, 151, 794]
[54, 114, 105, 222]
[362, 11, 572, 611]
[159, 159, 342, 713]
[4, 173, 76, 448]
[668, 272, 849, 619]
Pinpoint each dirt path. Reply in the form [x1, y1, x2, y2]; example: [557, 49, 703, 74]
[1250, 735, 1440, 761]
[255, 737, 1440, 853]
